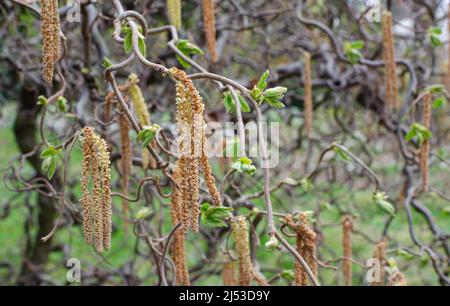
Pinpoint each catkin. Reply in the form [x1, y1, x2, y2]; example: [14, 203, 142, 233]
[222, 261, 237, 286]
[202, 0, 217, 63]
[382, 11, 399, 110]
[171, 67, 222, 232]
[231, 217, 254, 285]
[167, 0, 182, 30]
[170, 165, 191, 285]
[420, 93, 431, 192]
[371, 239, 386, 286]
[342, 215, 353, 286]
[80, 126, 112, 252]
[303, 51, 313, 138]
[285, 214, 317, 286]
[40, 0, 60, 84]
[128, 74, 157, 169]
[119, 111, 131, 226]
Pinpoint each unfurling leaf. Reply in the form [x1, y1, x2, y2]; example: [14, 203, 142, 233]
[232, 156, 256, 175]
[200, 203, 233, 228]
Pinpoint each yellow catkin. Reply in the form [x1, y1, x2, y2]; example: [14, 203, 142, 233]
[40, 0, 60, 84]
[119, 112, 131, 227]
[231, 217, 254, 285]
[128, 74, 157, 169]
[202, 0, 217, 63]
[342, 215, 353, 286]
[303, 51, 313, 138]
[170, 166, 191, 285]
[222, 261, 237, 286]
[81, 127, 94, 245]
[382, 11, 399, 110]
[167, 0, 182, 30]
[80, 126, 112, 252]
[171, 67, 222, 232]
[420, 93, 432, 192]
[285, 214, 317, 286]
[371, 239, 386, 286]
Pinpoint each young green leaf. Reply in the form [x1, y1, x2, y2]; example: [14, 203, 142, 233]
[57, 96, 67, 113]
[137, 124, 160, 148]
[257, 70, 270, 91]
[232, 156, 256, 175]
[200, 203, 233, 227]
[372, 192, 396, 217]
[42, 156, 56, 180]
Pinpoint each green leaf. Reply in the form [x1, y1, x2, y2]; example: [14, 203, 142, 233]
[223, 92, 236, 113]
[432, 96, 446, 109]
[136, 207, 152, 220]
[372, 192, 396, 217]
[396, 249, 414, 261]
[175, 54, 191, 68]
[138, 37, 146, 57]
[404, 129, 416, 142]
[175, 39, 204, 67]
[40, 145, 62, 159]
[57, 96, 67, 113]
[428, 27, 442, 47]
[238, 94, 251, 112]
[333, 146, 349, 161]
[350, 40, 365, 49]
[200, 203, 233, 228]
[281, 270, 295, 281]
[124, 32, 132, 54]
[424, 84, 445, 94]
[232, 156, 256, 175]
[263, 97, 285, 109]
[42, 156, 56, 180]
[263, 86, 287, 99]
[257, 70, 270, 91]
[37, 95, 48, 106]
[137, 124, 160, 148]
[102, 57, 113, 69]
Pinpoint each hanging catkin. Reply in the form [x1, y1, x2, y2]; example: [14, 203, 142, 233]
[167, 0, 182, 30]
[231, 217, 254, 286]
[303, 51, 313, 138]
[80, 126, 112, 252]
[128, 74, 157, 169]
[171, 67, 222, 232]
[382, 11, 399, 110]
[448, 3, 450, 93]
[222, 260, 237, 286]
[202, 0, 217, 63]
[119, 110, 131, 226]
[420, 93, 431, 192]
[370, 239, 386, 286]
[284, 213, 317, 286]
[41, 0, 61, 84]
[342, 215, 353, 286]
[170, 165, 191, 285]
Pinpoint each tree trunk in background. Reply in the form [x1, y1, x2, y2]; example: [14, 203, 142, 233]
[14, 85, 59, 285]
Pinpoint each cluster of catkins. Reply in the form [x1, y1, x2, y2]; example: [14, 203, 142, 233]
[284, 213, 317, 286]
[40, 0, 61, 84]
[81, 126, 112, 253]
[170, 67, 221, 233]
